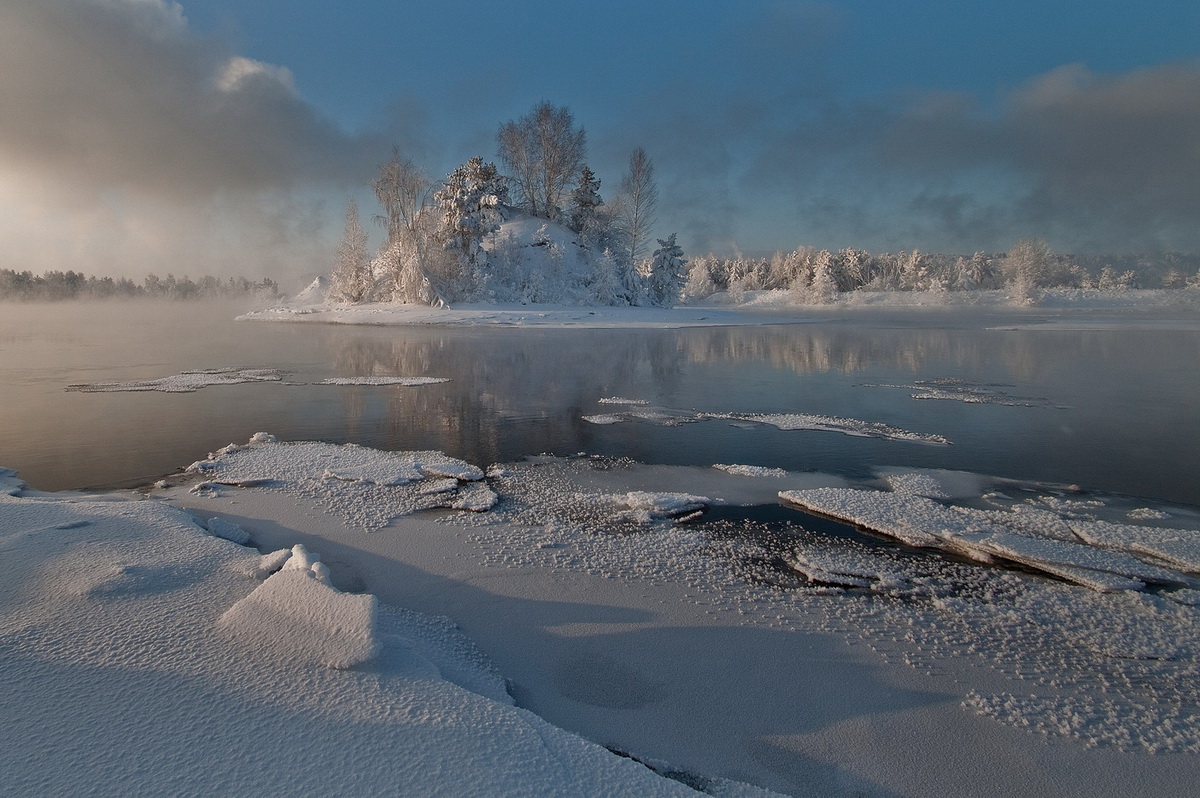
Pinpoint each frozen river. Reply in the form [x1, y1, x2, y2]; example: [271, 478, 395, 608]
[2, 299, 1197, 505]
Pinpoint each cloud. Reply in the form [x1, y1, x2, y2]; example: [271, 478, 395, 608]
[748, 60, 1200, 253]
[0, 0, 393, 279]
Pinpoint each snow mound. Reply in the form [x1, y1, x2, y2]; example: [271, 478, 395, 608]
[219, 544, 379, 669]
[289, 275, 329, 305]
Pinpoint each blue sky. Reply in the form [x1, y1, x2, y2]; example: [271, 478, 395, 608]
[2, 0, 1199, 279]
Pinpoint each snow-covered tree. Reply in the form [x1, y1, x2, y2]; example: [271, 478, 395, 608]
[435, 157, 508, 297]
[329, 199, 373, 303]
[807, 249, 838, 304]
[372, 151, 448, 305]
[682, 254, 719, 301]
[1002, 238, 1053, 303]
[566, 166, 603, 237]
[497, 102, 586, 220]
[617, 147, 658, 266]
[644, 233, 686, 307]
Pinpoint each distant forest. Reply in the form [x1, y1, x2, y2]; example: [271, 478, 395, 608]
[0, 269, 280, 302]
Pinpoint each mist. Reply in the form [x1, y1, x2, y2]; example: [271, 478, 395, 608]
[0, 0, 390, 282]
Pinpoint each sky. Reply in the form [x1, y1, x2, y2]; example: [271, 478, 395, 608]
[2, 0, 1199, 282]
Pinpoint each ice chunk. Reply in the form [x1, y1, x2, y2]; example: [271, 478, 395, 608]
[582, 414, 625, 425]
[0, 467, 25, 496]
[779, 487, 974, 547]
[220, 545, 378, 669]
[881, 471, 948, 499]
[786, 547, 909, 591]
[450, 483, 499, 512]
[205, 517, 251, 546]
[617, 491, 709, 519]
[1068, 519, 1200, 572]
[597, 397, 650, 405]
[712, 464, 789, 478]
[711, 412, 950, 444]
[1128, 507, 1172, 521]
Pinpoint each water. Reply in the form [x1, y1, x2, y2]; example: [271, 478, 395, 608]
[1, 300, 1197, 505]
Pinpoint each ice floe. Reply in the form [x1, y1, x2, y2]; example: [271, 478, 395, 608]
[65, 368, 449, 393]
[712, 464, 790, 478]
[581, 401, 950, 444]
[184, 435, 492, 529]
[862, 377, 1060, 407]
[66, 367, 284, 393]
[319, 376, 450, 386]
[779, 483, 1198, 592]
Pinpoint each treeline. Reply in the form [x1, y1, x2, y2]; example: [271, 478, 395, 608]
[0, 269, 280, 302]
[682, 242, 1200, 304]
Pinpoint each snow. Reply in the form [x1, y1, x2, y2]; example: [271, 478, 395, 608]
[0, 466, 778, 797]
[7, 436, 1200, 795]
[220, 543, 380, 668]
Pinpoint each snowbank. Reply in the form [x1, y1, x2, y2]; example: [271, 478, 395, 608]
[0, 463, 777, 797]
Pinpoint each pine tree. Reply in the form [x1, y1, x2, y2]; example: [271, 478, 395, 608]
[566, 166, 603, 238]
[645, 233, 686, 307]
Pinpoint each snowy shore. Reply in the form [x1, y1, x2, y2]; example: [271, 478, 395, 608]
[237, 286, 1200, 329]
[6, 434, 1200, 796]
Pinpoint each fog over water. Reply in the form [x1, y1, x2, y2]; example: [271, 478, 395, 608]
[2, 300, 1196, 507]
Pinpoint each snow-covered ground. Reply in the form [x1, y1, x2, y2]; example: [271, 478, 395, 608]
[241, 285, 1200, 329]
[7, 434, 1200, 796]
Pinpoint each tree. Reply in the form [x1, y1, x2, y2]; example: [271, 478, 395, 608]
[645, 233, 686, 307]
[330, 199, 373, 303]
[1003, 238, 1052, 304]
[566, 166, 603, 237]
[371, 150, 446, 305]
[617, 147, 658, 265]
[436, 157, 508, 266]
[496, 102, 587, 220]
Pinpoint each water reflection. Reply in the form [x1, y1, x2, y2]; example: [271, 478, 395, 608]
[2, 303, 1197, 504]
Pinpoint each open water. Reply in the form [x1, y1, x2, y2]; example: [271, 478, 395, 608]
[1, 300, 1197, 506]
